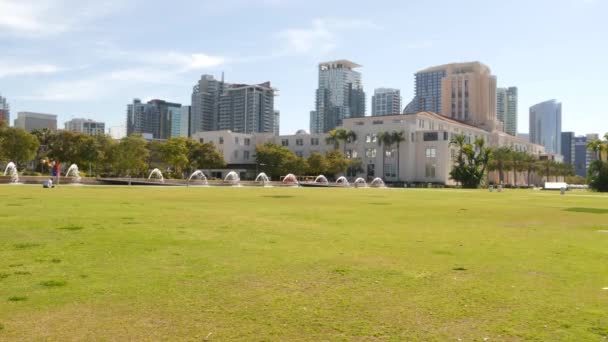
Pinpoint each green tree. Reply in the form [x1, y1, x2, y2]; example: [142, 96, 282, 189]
[377, 131, 393, 179]
[112, 135, 150, 177]
[307, 152, 328, 176]
[510, 151, 527, 186]
[93, 134, 117, 176]
[188, 141, 225, 170]
[325, 150, 350, 177]
[0, 127, 40, 167]
[158, 138, 189, 177]
[390, 131, 405, 181]
[449, 134, 492, 188]
[522, 153, 538, 186]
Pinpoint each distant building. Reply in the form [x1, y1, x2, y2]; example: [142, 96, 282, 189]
[14, 112, 57, 132]
[517, 133, 530, 142]
[496, 87, 518, 136]
[311, 60, 365, 133]
[529, 100, 562, 155]
[218, 82, 276, 134]
[126, 98, 181, 140]
[109, 126, 127, 140]
[64, 118, 106, 136]
[0, 94, 9, 125]
[190, 74, 225, 135]
[171, 106, 190, 138]
[562, 132, 598, 177]
[190, 74, 277, 135]
[404, 62, 498, 132]
[372, 88, 401, 116]
[274, 110, 280, 135]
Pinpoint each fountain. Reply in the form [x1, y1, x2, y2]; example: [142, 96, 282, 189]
[3, 162, 19, 184]
[188, 170, 208, 185]
[255, 172, 271, 187]
[314, 175, 329, 184]
[354, 177, 368, 188]
[336, 176, 350, 186]
[65, 164, 82, 183]
[224, 171, 241, 185]
[282, 173, 299, 185]
[148, 168, 164, 183]
[370, 177, 386, 188]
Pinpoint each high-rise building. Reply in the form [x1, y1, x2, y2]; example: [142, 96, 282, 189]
[274, 110, 280, 136]
[496, 87, 518, 136]
[64, 118, 106, 136]
[311, 60, 365, 133]
[562, 132, 598, 177]
[171, 106, 190, 138]
[529, 100, 562, 155]
[14, 112, 57, 132]
[561, 132, 575, 165]
[109, 126, 127, 140]
[126, 99, 181, 140]
[372, 88, 401, 116]
[218, 82, 276, 134]
[190, 74, 226, 135]
[0, 94, 9, 125]
[404, 62, 498, 132]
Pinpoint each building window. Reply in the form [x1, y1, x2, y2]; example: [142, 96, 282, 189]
[244, 138, 250, 146]
[352, 150, 358, 158]
[366, 134, 372, 143]
[443, 132, 449, 141]
[235, 137, 239, 144]
[385, 148, 396, 158]
[234, 150, 238, 158]
[219, 137, 224, 144]
[199, 138, 204, 143]
[296, 138, 304, 146]
[295, 151, 303, 157]
[372, 134, 378, 143]
[423, 132, 439, 141]
[366, 148, 377, 158]
[384, 164, 396, 178]
[411, 132, 415, 142]
[373, 120, 384, 125]
[311, 138, 319, 145]
[425, 164, 436, 178]
[244, 151, 250, 160]
[282, 139, 289, 146]
[355, 121, 365, 126]
[425, 147, 436, 158]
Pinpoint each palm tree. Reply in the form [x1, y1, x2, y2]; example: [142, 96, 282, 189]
[489, 147, 512, 185]
[390, 131, 405, 181]
[325, 129, 343, 151]
[510, 151, 526, 187]
[523, 153, 537, 187]
[343, 130, 357, 156]
[588, 140, 603, 162]
[377, 131, 393, 180]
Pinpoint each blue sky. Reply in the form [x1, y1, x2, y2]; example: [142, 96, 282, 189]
[0, 0, 606, 135]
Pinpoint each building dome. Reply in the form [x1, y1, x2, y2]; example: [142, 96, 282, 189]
[295, 129, 309, 135]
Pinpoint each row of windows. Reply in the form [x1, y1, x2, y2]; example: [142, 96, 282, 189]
[282, 138, 322, 147]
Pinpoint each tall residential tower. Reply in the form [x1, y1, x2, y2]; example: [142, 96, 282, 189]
[496, 87, 518, 136]
[311, 60, 365, 133]
[372, 88, 401, 116]
[0, 94, 9, 125]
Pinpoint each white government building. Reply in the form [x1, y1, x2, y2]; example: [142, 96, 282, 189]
[192, 112, 546, 185]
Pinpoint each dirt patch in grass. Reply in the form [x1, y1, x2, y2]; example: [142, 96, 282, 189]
[40, 280, 66, 288]
[8, 296, 27, 302]
[14, 271, 31, 276]
[51, 258, 61, 263]
[565, 207, 608, 214]
[13, 243, 40, 249]
[8, 264, 23, 268]
[58, 225, 84, 231]
[263, 195, 294, 199]
[452, 267, 467, 271]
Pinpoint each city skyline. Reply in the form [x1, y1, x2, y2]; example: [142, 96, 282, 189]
[0, 0, 606, 136]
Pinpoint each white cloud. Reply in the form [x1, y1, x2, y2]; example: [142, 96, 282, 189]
[0, 63, 63, 78]
[277, 17, 377, 55]
[0, 0, 127, 36]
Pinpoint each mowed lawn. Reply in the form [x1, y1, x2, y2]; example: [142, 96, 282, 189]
[0, 186, 607, 341]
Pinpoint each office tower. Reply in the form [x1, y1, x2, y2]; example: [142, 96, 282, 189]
[64, 118, 106, 136]
[496, 87, 518, 136]
[218, 82, 276, 134]
[190, 74, 225, 135]
[171, 106, 190, 138]
[311, 60, 365, 133]
[274, 110, 280, 136]
[126, 99, 181, 140]
[404, 61, 498, 131]
[0, 94, 9, 125]
[529, 100, 562, 155]
[561, 132, 574, 165]
[372, 88, 401, 116]
[14, 112, 57, 132]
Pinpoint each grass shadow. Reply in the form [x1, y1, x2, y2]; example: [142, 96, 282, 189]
[13, 243, 40, 250]
[40, 280, 66, 288]
[7, 296, 27, 302]
[263, 195, 294, 199]
[565, 207, 608, 214]
[58, 224, 84, 231]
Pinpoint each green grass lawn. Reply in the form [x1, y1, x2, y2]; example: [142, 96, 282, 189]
[1, 186, 607, 340]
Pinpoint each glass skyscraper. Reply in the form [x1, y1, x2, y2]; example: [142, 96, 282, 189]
[529, 100, 562, 155]
[404, 69, 447, 114]
[496, 87, 518, 136]
[311, 60, 365, 133]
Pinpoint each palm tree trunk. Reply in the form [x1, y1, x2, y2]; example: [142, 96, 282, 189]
[396, 143, 400, 182]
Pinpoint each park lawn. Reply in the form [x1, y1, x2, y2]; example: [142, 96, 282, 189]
[0, 186, 607, 341]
